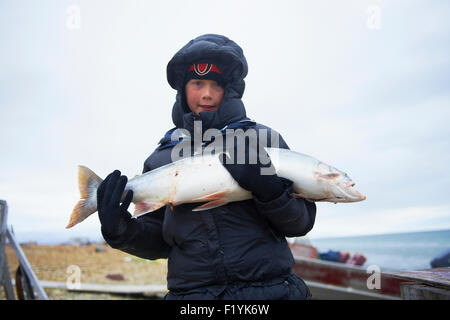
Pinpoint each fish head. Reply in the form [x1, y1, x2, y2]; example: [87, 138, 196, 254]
[315, 163, 366, 203]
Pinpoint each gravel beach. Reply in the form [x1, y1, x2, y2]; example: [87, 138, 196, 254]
[1, 242, 168, 300]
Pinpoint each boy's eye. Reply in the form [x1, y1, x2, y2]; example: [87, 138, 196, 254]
[212, 83, 224, 92]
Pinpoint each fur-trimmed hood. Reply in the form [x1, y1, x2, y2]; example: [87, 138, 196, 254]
[167, 34, 248, 133]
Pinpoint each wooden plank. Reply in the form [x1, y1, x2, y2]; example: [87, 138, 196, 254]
[400, 282, 450, 300]
[0, 200, 16, 299]
[0, 200, 7, 234]
[387, 268, 450, 300]
[1, 260, 16, 299]
[39, 280, 167, 297]
[387, 268, 450, 288]
[6, 228, 48, 300]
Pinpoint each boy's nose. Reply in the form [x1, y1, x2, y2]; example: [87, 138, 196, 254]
[201, 86, 213, 99]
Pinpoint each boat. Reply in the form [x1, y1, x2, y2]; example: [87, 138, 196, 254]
[288, 239, 450, 300]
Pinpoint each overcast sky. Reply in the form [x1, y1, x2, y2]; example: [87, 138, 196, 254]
[1, 0, 449, 243]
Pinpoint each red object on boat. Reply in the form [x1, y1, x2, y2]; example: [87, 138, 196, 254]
[347, 253, 367, 266]
[288, 243, 318, 259]
[339, 251, 351, 263]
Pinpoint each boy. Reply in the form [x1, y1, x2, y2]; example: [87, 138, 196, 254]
[97, 34, 316, 300]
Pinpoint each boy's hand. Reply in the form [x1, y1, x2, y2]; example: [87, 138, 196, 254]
[220, 135, 285, 202]
[97, 170, 133, 236]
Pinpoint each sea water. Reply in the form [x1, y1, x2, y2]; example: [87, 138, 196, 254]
[309, 229, 450, 271]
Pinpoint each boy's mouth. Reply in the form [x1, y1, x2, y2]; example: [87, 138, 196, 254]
[198, 105, 217, 112]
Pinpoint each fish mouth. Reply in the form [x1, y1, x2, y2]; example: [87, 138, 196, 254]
[335, 184, 366, 202]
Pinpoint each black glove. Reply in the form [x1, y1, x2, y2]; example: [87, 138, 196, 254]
[220, 135, 286, 202]
[97, 170, 133, 237]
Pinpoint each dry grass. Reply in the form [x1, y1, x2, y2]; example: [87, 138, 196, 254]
[1, 243, 167, 300]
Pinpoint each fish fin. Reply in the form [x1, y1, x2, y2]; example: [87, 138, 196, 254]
[192, 189, 230, 201]
[66, 199, 89, 228]
[78, 165, 103, 199]
[66, 166, 103, 229]
[192, 199, 228, 211]
[133, 201, 165, 217]
[315, 172, 340, 180]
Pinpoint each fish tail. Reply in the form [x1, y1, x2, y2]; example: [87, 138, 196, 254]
[66, 166, 103, 229]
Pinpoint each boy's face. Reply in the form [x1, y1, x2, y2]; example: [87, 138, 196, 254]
[185, 79, 224, 115]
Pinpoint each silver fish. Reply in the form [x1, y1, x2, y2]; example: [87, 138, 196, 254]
[66, 148, 366, 228]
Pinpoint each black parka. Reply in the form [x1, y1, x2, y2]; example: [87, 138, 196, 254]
[102, 34, 316, 300]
